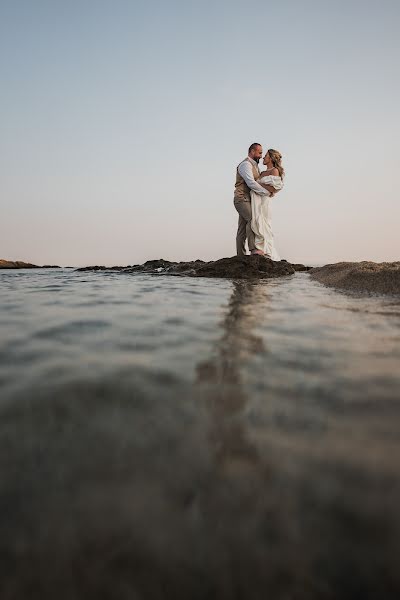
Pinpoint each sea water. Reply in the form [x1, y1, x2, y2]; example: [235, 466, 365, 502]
[0, 268, 399, 598]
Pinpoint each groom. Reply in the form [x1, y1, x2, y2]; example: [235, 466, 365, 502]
[234, 143, 274, 256]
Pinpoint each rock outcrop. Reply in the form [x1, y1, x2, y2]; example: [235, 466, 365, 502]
[77, 256, 312, 279]
[0, 260, 60, 269]
[310, 261, 400, 296]
[0, 259, 39, 269]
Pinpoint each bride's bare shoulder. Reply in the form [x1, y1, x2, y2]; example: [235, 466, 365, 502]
[259, 168, 279, 177]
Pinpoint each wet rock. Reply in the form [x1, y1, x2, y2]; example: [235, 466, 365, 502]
[310, 261, 400, 296]
[292, 263, 313, 272]
[77, 256, 311, 279]
[194, 255, 295, 278]
[42, 265, 62, 269]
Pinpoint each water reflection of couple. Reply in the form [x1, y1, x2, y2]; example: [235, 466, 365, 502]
[196, 280, 268, 468]
[234, 143, 285, 260]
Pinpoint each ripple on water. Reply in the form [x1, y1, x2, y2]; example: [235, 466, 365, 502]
[33, 319, 111, 340]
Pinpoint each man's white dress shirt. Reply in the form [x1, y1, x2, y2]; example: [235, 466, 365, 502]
[238, 157, 268, 196]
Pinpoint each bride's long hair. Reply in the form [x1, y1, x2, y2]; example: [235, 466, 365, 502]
[268, 149, 285, 179]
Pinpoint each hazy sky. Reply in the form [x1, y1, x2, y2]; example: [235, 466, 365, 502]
[1, 0, 399, 266]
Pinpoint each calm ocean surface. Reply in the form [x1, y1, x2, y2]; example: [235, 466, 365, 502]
[1, 268, 400, 599]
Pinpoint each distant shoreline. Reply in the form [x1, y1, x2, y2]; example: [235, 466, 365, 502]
[0, 260, 61, 269]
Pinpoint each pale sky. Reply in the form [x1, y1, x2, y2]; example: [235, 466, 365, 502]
[1, 0, 399, 267]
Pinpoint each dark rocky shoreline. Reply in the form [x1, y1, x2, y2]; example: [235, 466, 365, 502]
[3, 257, 399, 295]
[76, 255, 312, 279]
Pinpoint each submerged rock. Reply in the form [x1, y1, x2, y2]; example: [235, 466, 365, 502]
[77, 256, 312, 279]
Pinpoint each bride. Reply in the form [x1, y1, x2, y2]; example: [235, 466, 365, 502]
[250, 149, 285, 260]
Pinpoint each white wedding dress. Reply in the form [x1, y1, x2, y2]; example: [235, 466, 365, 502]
[251, 175, 284, 260]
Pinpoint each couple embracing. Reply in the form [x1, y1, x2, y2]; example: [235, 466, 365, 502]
[234, 143, 285, 260]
